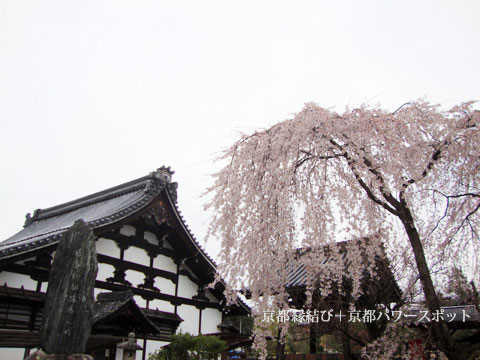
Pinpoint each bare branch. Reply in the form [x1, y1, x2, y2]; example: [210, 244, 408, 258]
[391, 101, 413, 115]
[403, 147, 444, 190]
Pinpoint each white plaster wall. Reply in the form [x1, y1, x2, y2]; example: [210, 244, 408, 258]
[0, 271, 37, 291]
[125, 269, 145, 289]
[120, 225, 136, 236]
[181, 264, 198, 280]
[153, 254, 176, 273]
[96, 237, 120, 258]
[0, 347, 26, 359]
[145, 340, 169, 359]
[97, 262, 115, 282]
[149, 299, 174, 313]
[205, 289, 219, 303]
[144, 231, 157, 245]
[134, 294, 147, 308]
[154, 277, 175, 295]
[177, 304, 199, 335]
[124, 245, 150, 267]
[177, 273, 198, 299]
[201, 308, 223, 335]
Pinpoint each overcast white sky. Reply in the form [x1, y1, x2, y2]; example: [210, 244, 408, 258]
[1, 1, 479, 260]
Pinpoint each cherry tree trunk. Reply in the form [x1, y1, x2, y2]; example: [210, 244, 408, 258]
[276, 327, 285, 360]
[399, 205, 456, 359]
[341, 322, 353, 360]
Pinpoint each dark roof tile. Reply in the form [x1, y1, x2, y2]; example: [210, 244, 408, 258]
[0, 168, 174, 260]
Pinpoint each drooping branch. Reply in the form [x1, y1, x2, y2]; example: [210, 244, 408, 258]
[453, 200, 480, 241]
[428, 189, 480, 246]
[208, 100, 479, 360]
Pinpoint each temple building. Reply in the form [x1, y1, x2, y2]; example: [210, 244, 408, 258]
[0, 167, 249, 360]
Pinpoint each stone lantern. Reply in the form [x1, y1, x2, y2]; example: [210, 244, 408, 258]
[117, 333, 143, 360]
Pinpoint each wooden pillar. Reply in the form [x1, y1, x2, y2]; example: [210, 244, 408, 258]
[142, 337, 147, 360]
[309, 325, 316, 354]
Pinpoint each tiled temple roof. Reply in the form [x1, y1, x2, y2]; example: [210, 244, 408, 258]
[0, 167, 177, 260]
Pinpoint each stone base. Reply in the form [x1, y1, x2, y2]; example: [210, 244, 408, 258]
[25, 350, 94, 360]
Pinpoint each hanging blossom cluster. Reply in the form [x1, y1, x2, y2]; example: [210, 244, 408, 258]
[206, 100, 479, 353]
[361, 321, 410, 359]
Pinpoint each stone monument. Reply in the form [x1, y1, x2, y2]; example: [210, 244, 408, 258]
[27, 219, 98, 359]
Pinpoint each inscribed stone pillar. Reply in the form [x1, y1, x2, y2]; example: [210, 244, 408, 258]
[40, 219, 98, 355]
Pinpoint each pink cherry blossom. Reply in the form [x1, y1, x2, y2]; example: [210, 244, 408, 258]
[206, 100, 479, 358]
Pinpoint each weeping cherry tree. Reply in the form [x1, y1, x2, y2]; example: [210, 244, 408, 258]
[206, 100, 479, 359]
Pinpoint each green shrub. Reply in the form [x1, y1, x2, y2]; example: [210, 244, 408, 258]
[149, 332, 226, 360]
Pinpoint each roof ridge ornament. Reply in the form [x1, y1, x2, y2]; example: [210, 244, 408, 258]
[24, 213, 32, 227]
[150, 166, 178, 203]
[153, 166, 174, 183]
[24, 209, 39, 228]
